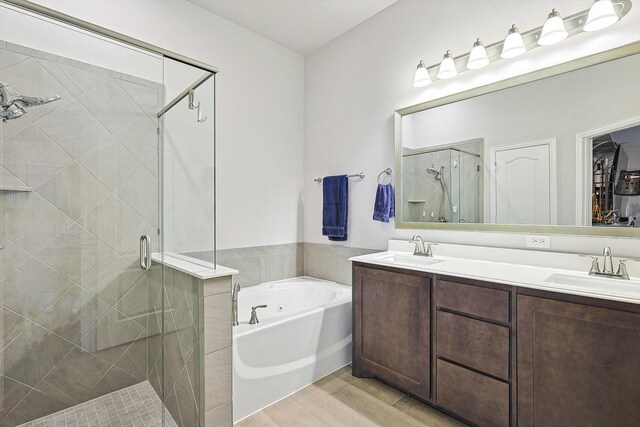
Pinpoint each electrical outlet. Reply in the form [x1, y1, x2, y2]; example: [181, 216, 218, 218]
[526, 234, 551, 249]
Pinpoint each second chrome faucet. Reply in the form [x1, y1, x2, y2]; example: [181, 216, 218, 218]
[583, 246, 635, 280]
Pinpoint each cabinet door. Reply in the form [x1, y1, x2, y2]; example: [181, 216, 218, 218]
[518, 295, 640, 427]
[354, 266, 430, 399]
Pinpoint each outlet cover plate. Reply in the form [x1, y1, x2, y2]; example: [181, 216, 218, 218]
[526, 234, 551, 249]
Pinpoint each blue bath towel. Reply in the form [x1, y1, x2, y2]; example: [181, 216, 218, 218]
[373, 183, 395, 222]
[322, 175, 348, 241]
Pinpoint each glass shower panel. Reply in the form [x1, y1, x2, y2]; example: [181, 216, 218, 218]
[0, 4, 165, 426]
[159, 56, 215, 427]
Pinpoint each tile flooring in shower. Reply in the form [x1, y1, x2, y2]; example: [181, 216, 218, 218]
[17, 381, 178, 427]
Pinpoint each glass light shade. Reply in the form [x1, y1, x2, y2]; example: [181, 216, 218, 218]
[500, 25, 526, 59]
[437, 51, 457, 79]
[467, 39, 489, 70]
[413, 60, 431, 87]
[584, 0, 619, 32]
[539, 9, 568, 45]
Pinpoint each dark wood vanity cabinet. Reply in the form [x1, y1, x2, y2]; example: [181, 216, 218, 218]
[517, 294, 640, 427]
[353, 265, 431, 400]
[353, 263, 640, 427]
[434, 279, 512, 427]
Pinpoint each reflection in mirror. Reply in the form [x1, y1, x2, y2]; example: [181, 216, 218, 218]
[398, 51, 640, 230]
[402, 139, 483, 223]
[592, 124, 640, 227]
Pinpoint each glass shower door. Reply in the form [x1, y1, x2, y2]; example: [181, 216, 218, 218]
[0, 5, 165, 425]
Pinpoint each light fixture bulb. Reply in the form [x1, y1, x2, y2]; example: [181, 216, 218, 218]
[467, 38, 489, 70]
[437, 50, 457, 79]
[539, 9, 568, 45]
[413, 60, 431, 87]
[584, 0, 619, 32]
[500, 24, 526, 59]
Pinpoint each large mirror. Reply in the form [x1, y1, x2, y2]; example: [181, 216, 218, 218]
[395, 44, 640, 236]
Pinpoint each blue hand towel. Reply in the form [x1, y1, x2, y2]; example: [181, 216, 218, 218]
[373, 183, 395, 222]
[322, 175, 348, 241]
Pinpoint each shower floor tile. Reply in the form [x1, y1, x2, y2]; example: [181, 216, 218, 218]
[17, 381, 179, 427]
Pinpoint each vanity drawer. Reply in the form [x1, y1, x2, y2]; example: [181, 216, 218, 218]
[436, 279, 510, 323]
[437, 359, 510, 427]
[437, 311, 510, 379]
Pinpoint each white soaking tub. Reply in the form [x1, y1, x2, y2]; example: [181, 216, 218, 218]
[233, 277, 352, 421]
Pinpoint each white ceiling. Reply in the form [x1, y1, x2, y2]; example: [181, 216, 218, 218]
[186, 0, 398, 55]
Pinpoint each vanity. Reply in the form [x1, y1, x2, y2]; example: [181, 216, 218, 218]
[362, 36, 640, 426]
[350, 243, 640, 427]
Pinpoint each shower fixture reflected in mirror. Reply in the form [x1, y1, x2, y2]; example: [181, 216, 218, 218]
[0, 80, 61, 121]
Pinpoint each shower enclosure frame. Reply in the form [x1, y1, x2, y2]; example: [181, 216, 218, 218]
[1, 0, 218, 74]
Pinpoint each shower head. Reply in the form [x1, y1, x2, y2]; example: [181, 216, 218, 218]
[427, 165, 445, 181]
[0, 80, 61, 122]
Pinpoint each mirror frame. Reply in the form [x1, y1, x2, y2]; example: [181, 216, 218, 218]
[395, 41, 640, 237]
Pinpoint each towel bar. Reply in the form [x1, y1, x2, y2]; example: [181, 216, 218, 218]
[314, 172, 365, 183]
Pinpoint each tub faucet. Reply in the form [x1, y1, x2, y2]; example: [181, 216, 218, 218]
[249, 305, 267, 325]
[232, 283, 241, 326]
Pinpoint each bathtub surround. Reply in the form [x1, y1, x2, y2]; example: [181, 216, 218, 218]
[202, 276, 233, 426]
[304, 243, 378, 286]
[0, 42, 161, 426]
[187, 243, 375, 288]
[186, 243, 304, 287]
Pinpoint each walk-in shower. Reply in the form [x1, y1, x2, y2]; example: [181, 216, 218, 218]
[0, 2, 217, 426]
[403, 147, 482, 223]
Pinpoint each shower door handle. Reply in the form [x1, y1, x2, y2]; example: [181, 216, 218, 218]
[140, 235, 151, 271]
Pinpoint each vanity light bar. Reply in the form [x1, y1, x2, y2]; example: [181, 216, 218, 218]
[413, 0, 632, 86]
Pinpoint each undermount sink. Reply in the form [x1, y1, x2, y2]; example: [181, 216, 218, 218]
[377, 254, 443, 268]
[543, 273, 640, 298]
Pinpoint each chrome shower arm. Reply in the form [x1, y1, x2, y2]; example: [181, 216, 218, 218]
[0, 80, 61, 108]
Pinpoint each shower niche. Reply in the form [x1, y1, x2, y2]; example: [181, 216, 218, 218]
[402, 140, 482, 223]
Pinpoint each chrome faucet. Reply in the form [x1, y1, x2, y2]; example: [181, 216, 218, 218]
[249, 305, 267, 325]
[582, 247, 635, 280]
[412, 235, 435, 257]
[232, 283, 241, 326]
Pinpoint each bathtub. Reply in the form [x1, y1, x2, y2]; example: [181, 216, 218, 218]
[233, 277, 352, 421]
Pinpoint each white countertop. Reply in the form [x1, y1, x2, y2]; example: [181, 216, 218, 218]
[349, 241, 640, 305]
[151, 252, 238, 280]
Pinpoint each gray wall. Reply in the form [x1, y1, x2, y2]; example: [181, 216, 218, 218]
[0, 42, 160, 425]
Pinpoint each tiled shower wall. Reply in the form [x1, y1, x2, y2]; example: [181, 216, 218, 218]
[0, 42, 161, 425]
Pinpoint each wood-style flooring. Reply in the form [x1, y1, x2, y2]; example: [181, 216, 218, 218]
[235, 365, 469, 427]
